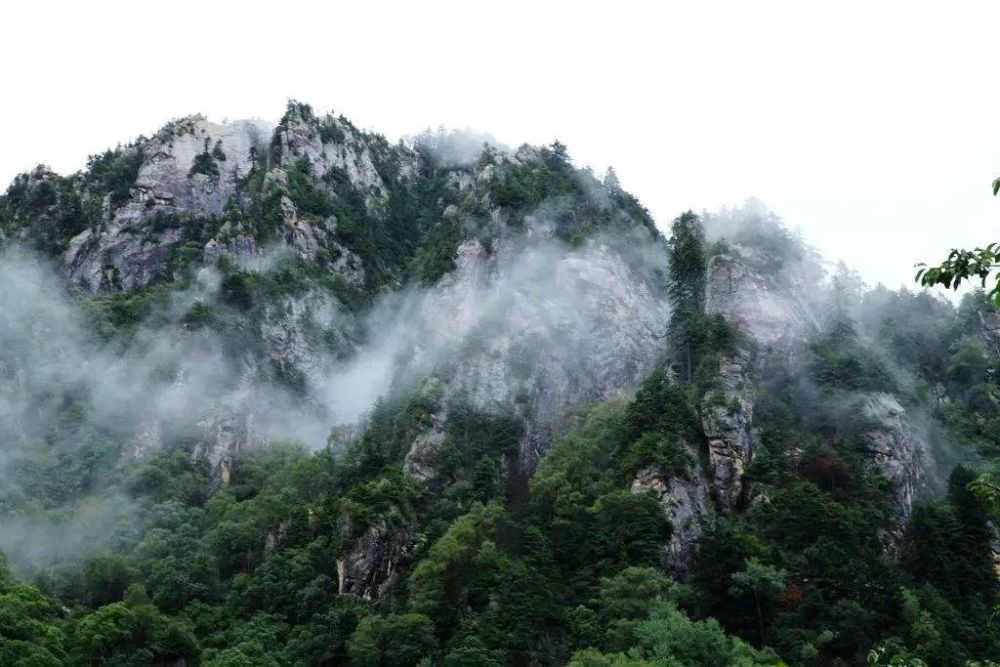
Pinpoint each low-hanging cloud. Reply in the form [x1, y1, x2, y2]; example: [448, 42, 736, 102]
[0, 220, 670, 573]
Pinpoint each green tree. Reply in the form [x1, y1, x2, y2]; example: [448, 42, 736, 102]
[0, 556, 69, 665]
[667, 211, 708, 381]
[915, 176, 1000, 302]
[349, 613, 437, 667]
[729, 558, 786, 647]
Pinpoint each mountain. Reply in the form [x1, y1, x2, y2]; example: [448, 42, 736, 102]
[0, 102, 998, 666]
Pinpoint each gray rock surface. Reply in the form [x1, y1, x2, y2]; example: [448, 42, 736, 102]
[701, 352, 758, 514]
[66, 118, 272, 291]
[336, 518, 415, 600]
[389, 233, 669, 476]
[861, 392, 931, 544]
[631, 460, 714, 576]
[705, 246, 818, 347]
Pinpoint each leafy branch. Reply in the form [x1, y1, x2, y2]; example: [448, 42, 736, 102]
[914, 178, 1000, 305]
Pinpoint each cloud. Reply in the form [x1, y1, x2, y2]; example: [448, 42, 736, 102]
[0, 218, 669, 572]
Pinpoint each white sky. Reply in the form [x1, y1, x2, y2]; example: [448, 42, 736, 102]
[2, 0, 998, 290]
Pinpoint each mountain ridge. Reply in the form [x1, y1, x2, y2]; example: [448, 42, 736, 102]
[0, 102, 998, 665]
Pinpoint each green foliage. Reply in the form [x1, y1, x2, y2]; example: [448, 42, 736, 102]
[408, 215, 462, 285]
[212, 140, 227, 161]
[915, 177, 1000, 305]
[808, 316, 896, 392]
[86, 147, 143, 209]
[81, 285, 172, 338]
[729, 558, 786, 647]
[903, 468, 996, 630]
[486, 143, 579, 211]
[667, 211, 708, 381]
[482, 143, 657, 243]
[6, 118, 1000, 667]
[318, 117, 347, 144]
[408, 503, 507, 639]
[917, 244, 1000, 306]
[349, 613, 437, 666]
[189, 139, 221, 178]
[568, 599, 779, 666]
[0, 167, 89, 255]
[0, 558, 70, 665]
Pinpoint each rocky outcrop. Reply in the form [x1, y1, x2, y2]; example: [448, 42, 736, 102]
[700, 352, 758, 514]
[402, 408, 448, 484]
[336, 518, 415, 600]
[270, 108, 412, 213]
[391, 233, 669, 476]
[66, 118, 272, 292]
[62, 112, 385, 293]
[631, 459, 714, 576]
[860, 392, 931, 544]
[193, 402, 264, 484]
[134, 118, 268, 215]
[705, 247, 817, 347]
[701, 237, 938, 554]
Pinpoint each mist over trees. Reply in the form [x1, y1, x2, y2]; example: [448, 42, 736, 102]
[1, 106, 999, 666]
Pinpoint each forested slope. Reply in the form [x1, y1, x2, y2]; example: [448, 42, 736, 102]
[0, 103, 998, 666]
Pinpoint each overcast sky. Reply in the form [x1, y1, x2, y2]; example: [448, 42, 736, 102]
[2, 1, 998, 290]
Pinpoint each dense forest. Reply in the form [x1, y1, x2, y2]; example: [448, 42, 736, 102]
[1, 103, 999, 666]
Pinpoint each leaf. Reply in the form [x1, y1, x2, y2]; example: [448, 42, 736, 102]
[993, 177, 1000, 196]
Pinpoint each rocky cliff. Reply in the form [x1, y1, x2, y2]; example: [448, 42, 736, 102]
[0, 104, 938, 596]
[637, 227, 936, 572]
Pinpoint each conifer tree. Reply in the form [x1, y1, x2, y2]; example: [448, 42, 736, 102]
[667, 211, 707, 381]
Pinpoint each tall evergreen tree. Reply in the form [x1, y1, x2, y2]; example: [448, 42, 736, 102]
[667, 211, 707, 381]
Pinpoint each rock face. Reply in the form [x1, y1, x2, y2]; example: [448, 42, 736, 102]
[402, 407, 448, 484]
[62, 111, 391, 294]
[66, 118, 272, 291]
[861, 392, 931, 542]
[389, 234, 669, 475]
[693, 237, 932, 559]
[0, 106, 944, 598]
[133, 118, 267, 214]
[270, 107, 414, 212]
[629, 349, 759, 571]
[193, 401, 264, 484]
[631, 461, 714, 577]
[705, 247, 818, 347]
[700, 352, 758, 514]
[336, 519, 415, 600]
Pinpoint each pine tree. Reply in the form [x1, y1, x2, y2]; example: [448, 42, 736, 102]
[603, 167, 621, 194]
[667, 211, 707, 381]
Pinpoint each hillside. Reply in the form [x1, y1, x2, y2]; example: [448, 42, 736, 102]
[1, 102, 998, 666]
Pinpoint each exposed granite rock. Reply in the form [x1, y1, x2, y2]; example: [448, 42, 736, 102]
[631, 460, 714, 576]
[701, 352, 758, 514]
[282, 214, 365, 287]
[403, 408, 448, 483]
[336, 518, 415, 600]
[271, 107, 419, 213]
[193, 401, 264, 484]
[705, 247, 818, 347]
[391, 232, 669, 475]
[134, 118, 268, 214]
[66, 118, 273, 292]
[695, 238, 933, 561]
[123, 422, 162, 463]
[202, 234, 261, 267]
[860, 392, 931, 544]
